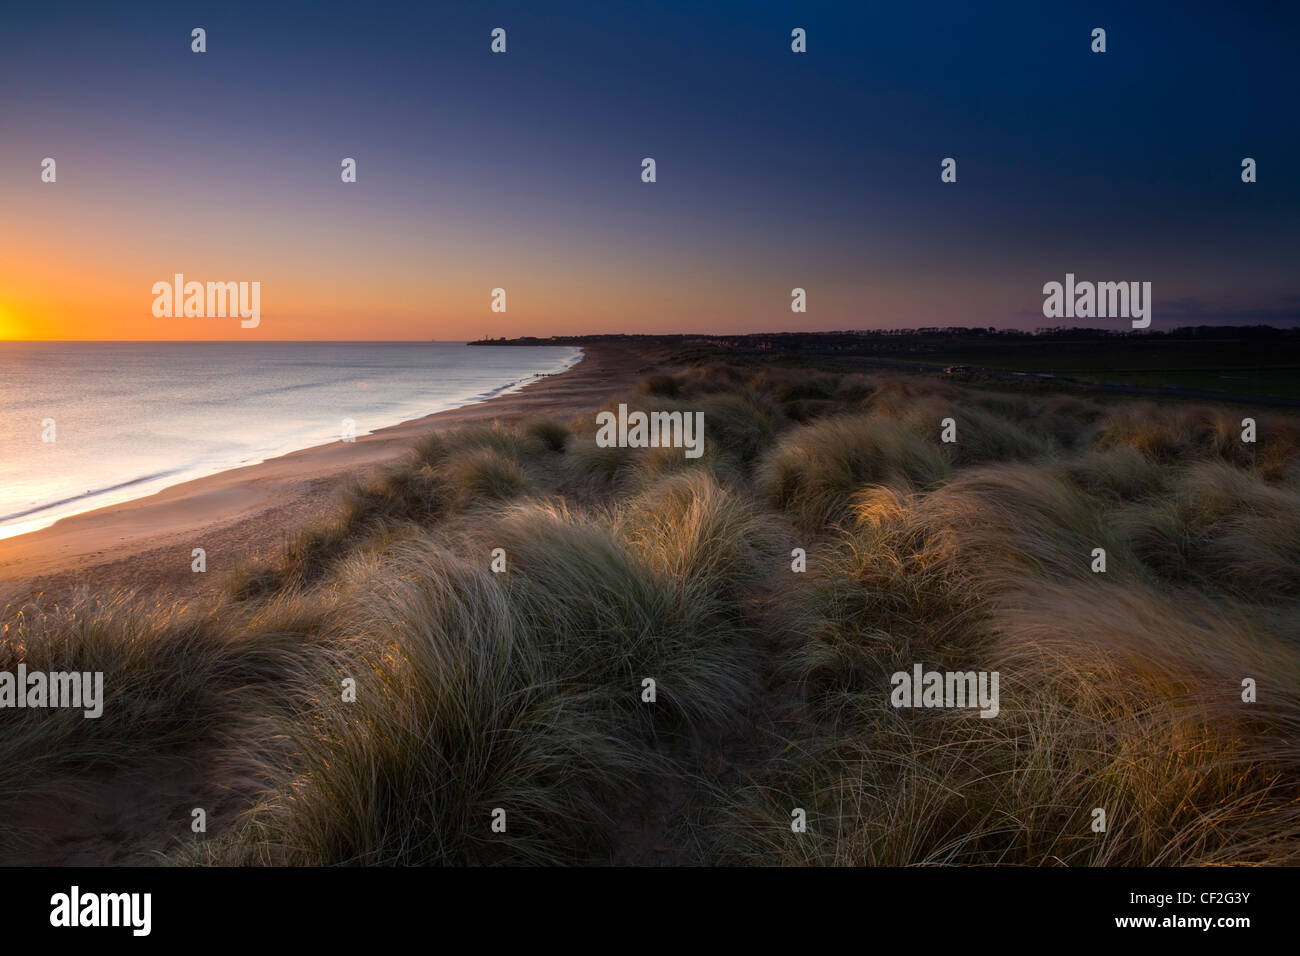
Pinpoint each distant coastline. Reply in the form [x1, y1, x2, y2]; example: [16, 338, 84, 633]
[473, 327, 1300, 405]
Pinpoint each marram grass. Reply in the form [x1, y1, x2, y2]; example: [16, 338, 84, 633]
[4, 364, 1299, 865]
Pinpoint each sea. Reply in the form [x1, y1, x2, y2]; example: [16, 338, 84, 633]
[0, 342, 581, 540]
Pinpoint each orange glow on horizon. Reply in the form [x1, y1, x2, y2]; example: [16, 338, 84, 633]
[0, 304, 22, 340]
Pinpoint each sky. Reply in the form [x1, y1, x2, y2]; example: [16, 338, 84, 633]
[1, 0, 1298, 340]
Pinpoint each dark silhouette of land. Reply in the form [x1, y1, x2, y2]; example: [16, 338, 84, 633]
[471, 326, 1300, 405]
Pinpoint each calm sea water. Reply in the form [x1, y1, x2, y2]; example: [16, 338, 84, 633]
[0, 342, 581, 540]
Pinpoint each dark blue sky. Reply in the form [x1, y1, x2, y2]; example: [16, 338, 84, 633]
[3, 0, 1297, 336]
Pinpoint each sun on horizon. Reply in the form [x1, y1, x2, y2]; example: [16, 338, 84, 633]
[0, 306, 22, 340]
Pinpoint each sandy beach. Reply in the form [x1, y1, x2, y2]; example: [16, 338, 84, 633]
[0, 343, 646, 608]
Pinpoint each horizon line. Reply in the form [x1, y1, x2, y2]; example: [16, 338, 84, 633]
[5, 323, 1300, 344]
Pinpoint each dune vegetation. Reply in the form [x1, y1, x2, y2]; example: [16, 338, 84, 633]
[3, 356, 1299, 865]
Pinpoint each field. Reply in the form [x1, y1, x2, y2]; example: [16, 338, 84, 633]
[3, 348, 1299, 865]
[1062, 368, 1300, 400]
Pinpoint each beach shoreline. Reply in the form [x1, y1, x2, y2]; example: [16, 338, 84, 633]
[0, 343, 586, 544]
[0, 343, 646, 608]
